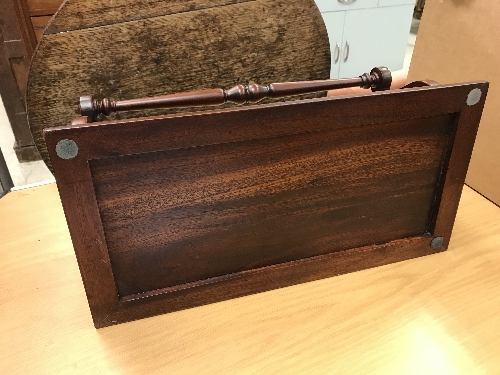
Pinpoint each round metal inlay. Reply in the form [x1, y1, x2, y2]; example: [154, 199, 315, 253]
[466, 88, 482, 106]
[430, 236, 444, 249]
[55, 139, 79, 160]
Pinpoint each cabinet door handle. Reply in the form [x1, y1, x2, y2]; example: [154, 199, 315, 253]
[337, 0, 356, 4]
[344, 40, 350, 62]
[334, 43, 340, 63]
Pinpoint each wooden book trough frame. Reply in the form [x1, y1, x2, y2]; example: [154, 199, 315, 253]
[44, 69, 488, 327]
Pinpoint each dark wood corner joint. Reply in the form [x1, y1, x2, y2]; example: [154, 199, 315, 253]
[77, 67, 392, 122]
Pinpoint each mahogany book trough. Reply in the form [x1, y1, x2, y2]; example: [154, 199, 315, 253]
[43, 68, 488, 327]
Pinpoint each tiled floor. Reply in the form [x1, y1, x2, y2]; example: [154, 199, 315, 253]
[0, 21, 418, 188]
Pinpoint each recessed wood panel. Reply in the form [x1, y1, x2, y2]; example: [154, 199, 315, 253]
[90, 115, 454, 296]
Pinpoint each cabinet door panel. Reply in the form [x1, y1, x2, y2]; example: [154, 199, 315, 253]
[378, 0, 415, 6]
[321, 11, 345, 78]
[339, 5, 413, 78]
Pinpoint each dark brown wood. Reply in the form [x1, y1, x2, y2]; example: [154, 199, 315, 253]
[0, 0, 63, 162]
[79, 67, 392, 121]
[11, 0, 38, 57]
[27, 0, 331, 172]
[43, 81, 488, 328]
[0, 0, 41, 161]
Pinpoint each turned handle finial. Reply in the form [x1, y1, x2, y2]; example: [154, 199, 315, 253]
[78, 96, 116, 122]
[77, 67, 392, 122]
[360, 67, 392, 91]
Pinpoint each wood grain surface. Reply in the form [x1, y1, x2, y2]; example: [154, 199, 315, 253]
[42, 82, 488, 327]
[45, 0, 250, 33]
[26, 0, 330, 171]
[90, 115, 452, 296]
[1, 183, 500, 374]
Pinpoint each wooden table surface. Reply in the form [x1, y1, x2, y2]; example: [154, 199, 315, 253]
[1, 183, 499, 374]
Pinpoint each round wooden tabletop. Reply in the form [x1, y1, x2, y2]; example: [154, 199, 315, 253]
[26, 0, 330, 171]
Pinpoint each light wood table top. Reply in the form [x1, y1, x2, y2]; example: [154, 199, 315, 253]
[1, 183, 500, 374]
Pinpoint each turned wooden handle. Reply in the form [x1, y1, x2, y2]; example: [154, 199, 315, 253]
[78, 67, 391, 122]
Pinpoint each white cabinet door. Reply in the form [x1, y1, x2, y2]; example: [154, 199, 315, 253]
[321, 11, 346, 78]
[338, 4, 414, 78]
[378, 0, 415, 6]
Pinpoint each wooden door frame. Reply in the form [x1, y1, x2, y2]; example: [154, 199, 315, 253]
[0, 0, 41, 161]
